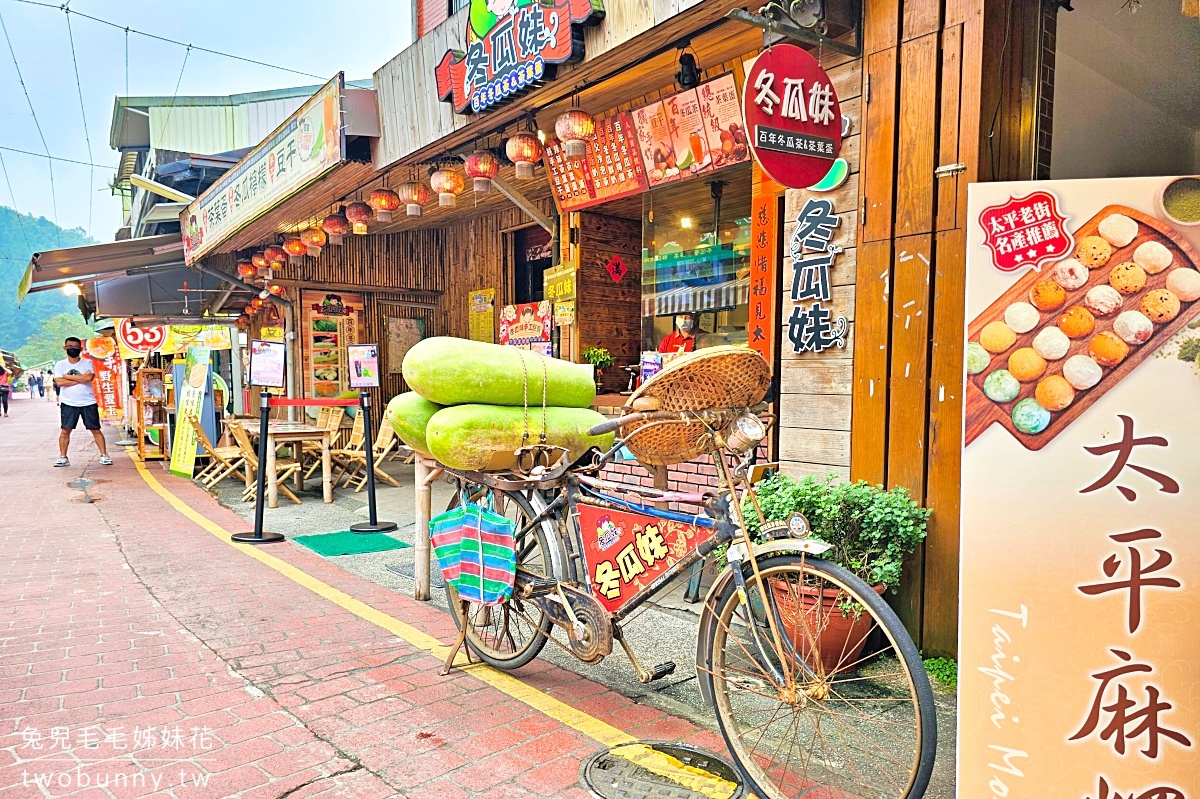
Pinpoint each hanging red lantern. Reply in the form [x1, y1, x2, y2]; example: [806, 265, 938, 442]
[236, 259, 256, 279]
[368, 188, 402, 223]
[250, 251, 269, 270]
[235, 314, 251, 330]
[321, 208, 350, 245]
[267, 284, 285, 296]
[282, 237, 307, 259]
[345, 202, 372, 235]
[555, 109, 595, 158]
[430, 168, 465, 207]
[464, 151, 500, 194]
[249, 297, 264, 311]
[506, 133, 544, 179]
[300, 228, 327, 256]
[396, 182, 430, 217]
[263, 245, 287, 266]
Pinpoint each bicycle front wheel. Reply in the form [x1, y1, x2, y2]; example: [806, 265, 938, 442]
[444, 484, 562, 670]
[697, 554, 936, 799]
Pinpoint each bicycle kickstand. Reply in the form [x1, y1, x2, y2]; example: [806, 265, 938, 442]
[439, 599, 477, 676]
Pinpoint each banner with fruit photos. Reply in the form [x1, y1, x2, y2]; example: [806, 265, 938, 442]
[168, 346, 211, 478]
[959, 176, 1200, 798]
[83, 337, 122, 424]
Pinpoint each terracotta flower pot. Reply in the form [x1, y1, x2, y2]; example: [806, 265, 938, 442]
[770, 579, 886, 675]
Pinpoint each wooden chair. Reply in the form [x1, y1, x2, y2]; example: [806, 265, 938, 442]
[188, 415, 245, 490]
[343, 422, 402, 492]
[328, 413, 366, 485]
[302, 406, 346, 478]
[228, 420, 302, 505]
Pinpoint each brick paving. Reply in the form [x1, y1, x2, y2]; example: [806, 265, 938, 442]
[0, 395, 726, 798]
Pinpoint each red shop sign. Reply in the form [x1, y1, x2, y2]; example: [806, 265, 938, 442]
[742, 44, 842, 189]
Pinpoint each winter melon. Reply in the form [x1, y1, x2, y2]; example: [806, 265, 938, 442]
[425, 405, 615, 471]
[386, 392, 444, 456]
[403, 337, 596, 408]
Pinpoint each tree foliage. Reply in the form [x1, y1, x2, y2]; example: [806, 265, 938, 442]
[0, 206, 94, 353]
[16, 313, 97, 367]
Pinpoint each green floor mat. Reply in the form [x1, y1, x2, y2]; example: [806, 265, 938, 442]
[293, 531, 411, 557]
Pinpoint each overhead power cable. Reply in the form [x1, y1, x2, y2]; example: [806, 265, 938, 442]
[0, 151, 33, 252]
[64, 11, 94, 237]
[9, 0, 325, 80]
[0, 144, 111, 169]
[0, 5, 60, 244]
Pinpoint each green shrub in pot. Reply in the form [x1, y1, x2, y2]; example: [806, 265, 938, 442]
[742, 472, 930, 591]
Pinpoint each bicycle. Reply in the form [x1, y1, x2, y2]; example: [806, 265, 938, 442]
[435, 347, 936, 799]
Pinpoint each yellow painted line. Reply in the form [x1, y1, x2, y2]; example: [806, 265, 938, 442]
[129, 450, 635, 749]
[611, 744, 739, 799]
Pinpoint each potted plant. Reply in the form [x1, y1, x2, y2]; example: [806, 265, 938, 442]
[581, 346, 615, 389]
[743, 473, 930, 673]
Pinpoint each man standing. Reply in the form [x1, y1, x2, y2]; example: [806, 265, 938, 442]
[53, 337, 111, 467]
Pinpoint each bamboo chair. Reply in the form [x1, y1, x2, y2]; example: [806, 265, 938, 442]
[302, 406, 346, 478]
[188, 415, 245, 490]
[328, 413, 366, 485]
[343, 423, 402, 492]
[229, 420, 302, 505]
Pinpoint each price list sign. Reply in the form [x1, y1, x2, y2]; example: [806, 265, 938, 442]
[546, 112, 647, 212]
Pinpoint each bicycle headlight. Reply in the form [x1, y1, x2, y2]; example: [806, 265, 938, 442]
[724, 413, 765, 454]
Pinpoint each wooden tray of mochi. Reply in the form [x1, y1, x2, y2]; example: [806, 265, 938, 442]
[965, 205, 1200, 450]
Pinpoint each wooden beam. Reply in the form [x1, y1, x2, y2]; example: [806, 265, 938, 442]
[492, 177, 556, 234]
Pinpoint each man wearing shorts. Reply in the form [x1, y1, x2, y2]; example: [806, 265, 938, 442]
[53, 337, 111, 467]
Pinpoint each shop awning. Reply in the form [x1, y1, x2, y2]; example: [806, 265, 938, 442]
[641, 277, 750, 317]
[18, 233, 185, 304]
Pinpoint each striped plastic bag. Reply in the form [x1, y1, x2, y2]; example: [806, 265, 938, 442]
[429, 500, 516, 606]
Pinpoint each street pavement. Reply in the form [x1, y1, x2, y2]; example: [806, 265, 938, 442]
[0, 395, 728, 798]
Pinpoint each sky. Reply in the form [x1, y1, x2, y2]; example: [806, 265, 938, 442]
[0, 0, 413, 243]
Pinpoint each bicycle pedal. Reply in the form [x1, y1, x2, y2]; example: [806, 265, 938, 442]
[521, 578, 559, 598]
[645, 661, 676, 682]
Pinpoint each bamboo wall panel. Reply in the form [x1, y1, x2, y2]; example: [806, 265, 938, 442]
[577, 213, 642, 393]
[272, 232, 447, 294]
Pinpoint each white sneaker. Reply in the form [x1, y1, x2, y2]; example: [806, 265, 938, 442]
[99, 455, 113, 466]
[54, 457, 69, 467]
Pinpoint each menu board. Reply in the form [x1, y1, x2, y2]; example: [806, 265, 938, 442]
[347, 344, 380, 389]
[546, 111, 648, 212]
[632, 100, 680, 188]
[302, 290, 363, 399]
[697, 74, 750, 171]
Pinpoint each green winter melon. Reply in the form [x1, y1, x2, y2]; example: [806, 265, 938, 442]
[386, 392, 444, 456]
[425, 405, 614, 471]
[403, 337, 596, 408]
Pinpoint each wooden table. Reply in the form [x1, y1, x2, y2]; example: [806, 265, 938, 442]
[265, 422, 332, 508]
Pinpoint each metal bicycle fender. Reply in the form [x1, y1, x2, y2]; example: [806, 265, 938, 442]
[694, 543, 834, 706]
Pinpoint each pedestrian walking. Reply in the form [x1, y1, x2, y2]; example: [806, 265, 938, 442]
[29, 371, 37, 398]
[0, 366, 10, 416]
[36, 372, 46, 399]
[53, 337, 111, 467]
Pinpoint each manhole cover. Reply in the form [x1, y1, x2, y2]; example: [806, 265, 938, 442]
[581, 741, 745, 799]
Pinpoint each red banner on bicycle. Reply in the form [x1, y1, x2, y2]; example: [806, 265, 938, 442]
[577, 503, 711, 614]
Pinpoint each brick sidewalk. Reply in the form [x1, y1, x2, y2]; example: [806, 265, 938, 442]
[0, 395, 723, 798]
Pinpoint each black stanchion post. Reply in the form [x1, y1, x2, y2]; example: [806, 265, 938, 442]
[232, 390, 285, 544]
[351, 391, 398, 534]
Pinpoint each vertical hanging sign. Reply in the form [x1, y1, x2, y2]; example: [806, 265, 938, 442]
[787, 198, 846, 354]
[748, 176, 778, 361]
[959, 176, 1200, 798]
[168, 346, 211, 478]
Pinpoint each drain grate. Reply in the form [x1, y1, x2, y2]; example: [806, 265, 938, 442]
[580, 741, 745, 799]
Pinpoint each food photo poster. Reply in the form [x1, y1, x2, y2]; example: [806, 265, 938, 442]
[958, 176, 1200, 797]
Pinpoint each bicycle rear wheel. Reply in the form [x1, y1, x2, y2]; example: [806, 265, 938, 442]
[697, 554, 936, 799]
[443, 484, 562, 670]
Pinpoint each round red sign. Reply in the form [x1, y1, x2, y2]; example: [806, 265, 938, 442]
[117, 317, 167, 355]
[742, 44, 843, 189]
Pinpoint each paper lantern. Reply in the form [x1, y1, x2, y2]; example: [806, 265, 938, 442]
[236, 260, 256, 279]
[263, 245, 287, 266]
[282, 237, 307, 258]
[250, 251, 269, 269]
[235, 314, 250, 330]
[345, 202, 372, 235]
[267, 284, 285, 296]
[464, 151, 500, 194]
[368, 188, 402, 223]
[249, 297, 264, 311]
[555, 109, 595, 158]
[506, 133, 544, 179]
[430, 168, 465, 207]
[397, 182, 431, 217]
[321, 209, 350, 245]
[300, 228, 327, 256]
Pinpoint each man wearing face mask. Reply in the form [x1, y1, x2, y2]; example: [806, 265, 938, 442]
[53, 336, 111, 467]
[658, 313, 706, 354]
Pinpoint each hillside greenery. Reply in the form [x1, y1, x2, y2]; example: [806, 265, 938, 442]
[0, 207, 94, 356]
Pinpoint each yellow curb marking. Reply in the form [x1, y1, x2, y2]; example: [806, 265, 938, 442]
[610, 744, 739, 799]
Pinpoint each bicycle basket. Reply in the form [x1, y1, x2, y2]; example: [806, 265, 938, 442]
[429, 502, 517, 606]
[621, 346, 772, 467]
